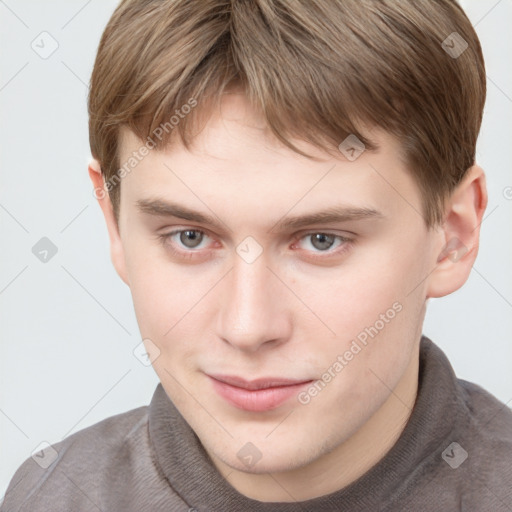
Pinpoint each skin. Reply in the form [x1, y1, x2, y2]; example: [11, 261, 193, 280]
[89, 91, 487, 502]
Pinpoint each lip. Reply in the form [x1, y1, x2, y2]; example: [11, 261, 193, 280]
[207, 374, 314, 412]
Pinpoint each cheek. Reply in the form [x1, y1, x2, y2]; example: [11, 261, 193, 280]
[292, 244, 420, 338]
[125, 242, 222, 362]
[289, 233, 429, 373]
[127, 258, 204, 384]
[124, 242, 188, 338]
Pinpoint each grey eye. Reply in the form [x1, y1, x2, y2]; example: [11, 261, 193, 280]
[179, 230, 204, 249]
[309, 233, 336, 251]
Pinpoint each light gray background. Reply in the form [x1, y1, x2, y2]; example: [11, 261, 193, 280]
[1, 0, 511, 500]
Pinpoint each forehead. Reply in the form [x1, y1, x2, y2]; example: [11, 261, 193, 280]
[119, 91, 402, 162]
[117, 93, 421, 226]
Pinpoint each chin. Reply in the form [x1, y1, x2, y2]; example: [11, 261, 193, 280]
[220, 440, 318, 475]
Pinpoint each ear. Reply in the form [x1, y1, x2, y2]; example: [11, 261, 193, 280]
[426, 164, 488, 298]
[88, 159, 130, 286]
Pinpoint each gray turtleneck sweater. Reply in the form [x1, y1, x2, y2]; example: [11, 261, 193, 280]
[1, 335, 511, 511]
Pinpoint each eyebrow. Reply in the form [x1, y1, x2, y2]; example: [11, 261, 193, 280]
[136, 198, 383, 232]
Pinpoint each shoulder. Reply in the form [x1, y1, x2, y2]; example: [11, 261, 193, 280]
[457, 377, 512, 443]
[455, 378, 512, 506]
[0, 405, 149, 512]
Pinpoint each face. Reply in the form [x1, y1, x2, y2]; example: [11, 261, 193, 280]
[112, 92, 443, 474]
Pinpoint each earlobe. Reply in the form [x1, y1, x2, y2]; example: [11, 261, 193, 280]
[88, 159, 130, 286]
[426, 165, 488, 299]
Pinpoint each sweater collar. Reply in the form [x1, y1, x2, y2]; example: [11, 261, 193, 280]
[148, 335, 464, 511]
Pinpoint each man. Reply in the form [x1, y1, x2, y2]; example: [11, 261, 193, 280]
[2, 0, 511, 510]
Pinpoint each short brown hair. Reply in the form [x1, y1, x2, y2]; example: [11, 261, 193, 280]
[88, 0, 486, 227]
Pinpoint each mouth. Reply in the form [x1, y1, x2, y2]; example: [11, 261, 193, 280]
[206, 374, 314, 412]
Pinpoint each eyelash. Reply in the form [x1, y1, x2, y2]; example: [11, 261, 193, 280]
[157, 228, 354, 262]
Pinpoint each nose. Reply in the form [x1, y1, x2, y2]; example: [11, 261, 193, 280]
[215, 249, 291, 352]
